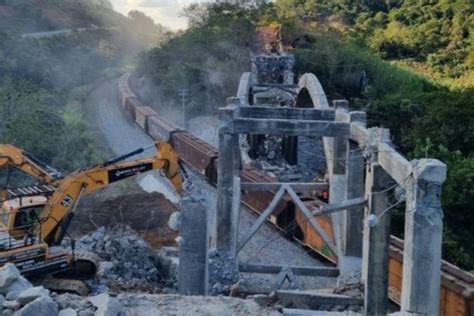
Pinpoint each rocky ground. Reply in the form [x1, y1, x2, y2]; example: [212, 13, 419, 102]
[0, 263, 280, 316]
[51, 76, 361, 315]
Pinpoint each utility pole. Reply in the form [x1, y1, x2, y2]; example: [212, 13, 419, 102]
[178, 88, 189, 128]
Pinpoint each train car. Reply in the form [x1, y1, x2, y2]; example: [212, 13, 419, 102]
[389, 236, 473, 316]
[147, 115, 182, 142]
[294, 200, 338, 263]
[240, 165, 290, 221]
[170, 132, 218, 180]
[118, 74, 134, 107]
[123, 97, 143, 121]
[134, 105, 159, 131]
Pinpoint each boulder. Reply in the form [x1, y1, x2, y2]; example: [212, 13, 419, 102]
[87, 293, 109, 309]
[5, 290, 20, 301]
[0, 264, 31, 296]
[2, 300, 19, 311]
[17, 296, 58, 316]
[1, 277, 31, 296]
[58, 307, 77, 316]
[87, 293, 123, 316]
[0, 265, 19, 289]
[1, 309, 14, 316]
[17, 286, 50, 305]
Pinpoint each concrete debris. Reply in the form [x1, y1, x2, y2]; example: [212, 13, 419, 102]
[252, 136, 324, 182]
[0, 264, 20, 289]
[0, 264, 32, 297]
[58, 308, 77, 316]
[52, 293, 94, 314]
[168, 211, 181, 231]
[275, 290, 363, 313]
[2, 300, 20, 310]
[116, 293, 281, 315]
[208, 250, 239, 294]
[76, 226, 173, 292]
[17, 296, 58, 316]
[88, 293, 124, 316]
[17, 286, 50, 305]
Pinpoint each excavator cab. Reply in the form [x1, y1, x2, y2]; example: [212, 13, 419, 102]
[0, 196, 46, 242]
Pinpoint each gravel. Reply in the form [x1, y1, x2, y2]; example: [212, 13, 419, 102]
[76, 226, 174, 293]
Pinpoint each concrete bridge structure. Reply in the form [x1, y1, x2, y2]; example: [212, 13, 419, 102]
[215, 72, 447, 315]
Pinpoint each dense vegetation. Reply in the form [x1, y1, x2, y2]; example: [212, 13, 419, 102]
[138, 1, 473, 270]
[0, 0, 166, 184]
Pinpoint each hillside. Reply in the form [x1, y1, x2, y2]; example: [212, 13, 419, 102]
[0, 1, 167, 181]
[0, 0, 124, 33]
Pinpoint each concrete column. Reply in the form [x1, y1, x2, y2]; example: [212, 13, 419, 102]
[343, 111, 367, 257]
[362, 163, 392, 315]
[179, 193, 209, 295]
[330, 100, 349, 258]
[401, 159, 447, 316]
[343, 140, 365, 257]
[216, 100, 240, 253]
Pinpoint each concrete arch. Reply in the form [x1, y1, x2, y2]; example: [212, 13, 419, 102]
[296, 73, 330, 110]
[236, 72, 254, 106]
[292, 73, 333, 172]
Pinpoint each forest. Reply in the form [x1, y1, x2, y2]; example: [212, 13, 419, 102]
[138, 1, 474, 270]
[0, 0, 167, 180]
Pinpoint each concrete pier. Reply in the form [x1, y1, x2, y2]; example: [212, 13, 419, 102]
[401, 159, 447, 315]
[179, 194, 209, 295]
[362, 163, 392, 315]
[343, 140, 365, 256]
[216, 100, 240, 253]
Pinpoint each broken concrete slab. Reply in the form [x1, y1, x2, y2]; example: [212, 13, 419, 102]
[17, 286, 50, 305]
[276, 290, 363, 310]
[2, 300, 20, 310]
[0, 264, 20, 289]
[2, 277, 32, 297]
[17, 296, 58, 316]
[88, 293, 123, 316]
[283, 309, 361, 316]
[0, 263, 32, 296]
[58, 308, 77, 316]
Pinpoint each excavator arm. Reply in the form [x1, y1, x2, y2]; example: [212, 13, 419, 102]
[0, 145, 60, 190]
[37, 141, 183, 245]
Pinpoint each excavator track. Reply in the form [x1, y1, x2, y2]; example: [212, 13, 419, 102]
[53, 250, 101, 280]
[39, 278, 90, 296]
[34, 251, 100, 296]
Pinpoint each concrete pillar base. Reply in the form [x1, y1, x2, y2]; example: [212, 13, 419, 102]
[208, 249, 240, 295]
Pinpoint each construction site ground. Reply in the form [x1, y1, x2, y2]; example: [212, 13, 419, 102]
[83, 77, 338, 293]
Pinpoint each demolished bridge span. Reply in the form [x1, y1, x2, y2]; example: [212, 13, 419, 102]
[117, 73, 473, 316]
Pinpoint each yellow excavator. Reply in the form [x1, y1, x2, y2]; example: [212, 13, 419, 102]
[0, 141, 183, 294]
[0, 144, 62, 200]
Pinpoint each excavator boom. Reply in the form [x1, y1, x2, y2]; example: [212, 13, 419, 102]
[0, 141, 183, 290]
[0, 145, 61, 192]
[37, 141, 183, 245]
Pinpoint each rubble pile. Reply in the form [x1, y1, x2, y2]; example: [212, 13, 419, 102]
[0, 263, 93, 316]
[76, 226, 174, 293]
[253, 136, 323, 182]
[208, 250, 240, 295]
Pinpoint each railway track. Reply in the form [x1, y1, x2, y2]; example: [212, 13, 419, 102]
[117, 73, 473, 315]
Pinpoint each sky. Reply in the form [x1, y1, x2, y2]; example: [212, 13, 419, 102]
[110, 0, 213, 30]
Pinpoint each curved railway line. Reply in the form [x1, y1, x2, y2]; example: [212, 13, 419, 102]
[117, 73, 473, 315]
